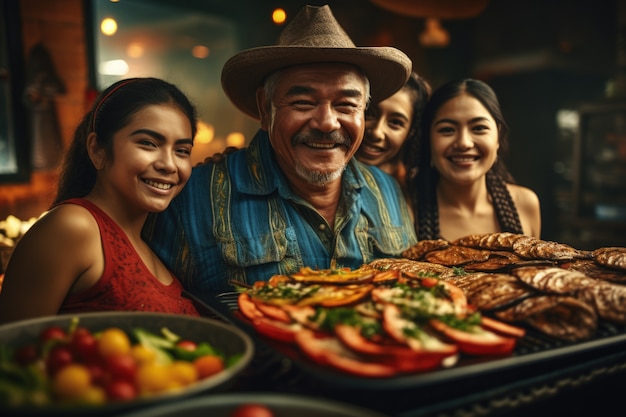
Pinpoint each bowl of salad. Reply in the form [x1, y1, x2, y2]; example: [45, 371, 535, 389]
[0, 311, 254, 416]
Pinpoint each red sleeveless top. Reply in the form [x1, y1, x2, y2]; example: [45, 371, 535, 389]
[59, 198, 199, 316]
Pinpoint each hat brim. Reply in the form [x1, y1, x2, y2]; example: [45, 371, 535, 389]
[221, 46, 412, 120]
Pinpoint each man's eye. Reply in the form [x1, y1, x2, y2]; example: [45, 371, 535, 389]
[292, 100, 314, 107]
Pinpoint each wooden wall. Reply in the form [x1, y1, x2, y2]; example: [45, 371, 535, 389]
[0, 0, 88, 220]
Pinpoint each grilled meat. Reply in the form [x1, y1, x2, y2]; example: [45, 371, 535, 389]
[578, 281, 626, 324]
[561, 259, 626, 283]
[401, 239, 450, 260]
[593, 247, 626, 271]
[447, 272, 531, 311]
[424, 246, 491, 267]
[367, 258, 456, 279]
[494, 295, 597, 341]
[464, 251, 525, 272]
[512, 236, 590, 261]
[510, 266, 596, 294]
[453, 232, 524, 250]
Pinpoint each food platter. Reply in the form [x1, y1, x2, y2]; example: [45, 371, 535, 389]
[0, 312, 254, 416]
[196, 290, 626, 392]
[119, 392, 389, 417]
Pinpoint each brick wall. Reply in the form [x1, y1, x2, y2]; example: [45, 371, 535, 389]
[0, 0, 88, 220]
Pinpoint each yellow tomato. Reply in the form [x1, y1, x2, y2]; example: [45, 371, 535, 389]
[79, 386, 107, 405]
[136, 363, 171, 394]
[131, 344, 156, 365]
[169, 360, 198, 386]
[52, 364, 92, 400]
[98, 328, 131, 357]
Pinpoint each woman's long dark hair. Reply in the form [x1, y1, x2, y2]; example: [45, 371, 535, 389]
[407, 78, 523, 240]
[400, 72, 432, 174]
[54, 78, 198, 205]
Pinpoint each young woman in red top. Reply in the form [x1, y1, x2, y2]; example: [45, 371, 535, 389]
[0, 78, 200, 323]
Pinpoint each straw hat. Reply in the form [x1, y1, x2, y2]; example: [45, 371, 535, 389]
[221, 4, 412, 120]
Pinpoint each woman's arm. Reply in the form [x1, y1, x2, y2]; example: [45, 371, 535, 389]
[0, 205, 102, 324]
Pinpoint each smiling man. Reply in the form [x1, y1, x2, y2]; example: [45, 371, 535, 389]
[143, 5, 417, 298]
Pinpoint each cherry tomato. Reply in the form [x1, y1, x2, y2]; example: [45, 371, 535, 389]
[136, 362, 171, 394]
[46, 344, 74, 376]
[106, 354, 138, 382]
[131, 344, 157, 365]
[176, 340, 198, 351]
[70, 328, 99, 362]
[98, 328, 131, 357]
[169, 360, 198, 386]
[85, 362, 107, 386]
[52, 363, 92, 400]
[230, 404, 275, 417]
[39, 326, 67, 344]
[105, 379, 137, 402]
[14, 343, 39, 366]
[193, 355, 224, 379]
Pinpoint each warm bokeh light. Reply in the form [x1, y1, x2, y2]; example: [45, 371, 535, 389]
[100, 18, 118, 36]
[272, 8, 287, 25]
[126, 43, 144, 58]
[192, 45, 210, 59]
[226, 132, 245, 148]
[98, 59, 129, 76]
[196, 121, 215, 144]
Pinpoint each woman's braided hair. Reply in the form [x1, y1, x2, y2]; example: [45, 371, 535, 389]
[407, 78, 523, 240]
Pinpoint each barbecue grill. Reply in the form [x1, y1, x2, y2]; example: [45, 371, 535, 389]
[190, 290, 626, 417]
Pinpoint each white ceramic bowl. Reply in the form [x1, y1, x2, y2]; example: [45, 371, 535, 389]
[0, 311, 254, 416]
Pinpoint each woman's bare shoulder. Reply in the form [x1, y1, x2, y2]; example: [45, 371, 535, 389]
[28, 203, 100, 246]
[506, 183, 541, 237]
[506, 184, 540, 209]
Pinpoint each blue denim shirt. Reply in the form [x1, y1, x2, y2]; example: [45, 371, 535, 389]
[143, 130, 416, 299]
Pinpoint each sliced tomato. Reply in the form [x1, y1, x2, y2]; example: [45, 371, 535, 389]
[382, 305, 458, 356]
[429, 319, 517, 356]
[253, 300, 292, 323]
[238, 293, 264, 321]
[420, 277, 439, 288]
[334, 324, 448, 372]
[335, 324, 406, 357]
[480, 316, 526, 338]
[281, 304, 319, 329]
[251, 316, 302, 344]
[295, 330, 398, 378]
[438, 280, 468, 312]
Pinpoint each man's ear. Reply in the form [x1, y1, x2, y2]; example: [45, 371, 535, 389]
[86, 132, 106, 169]
[256, 87, 270, 131]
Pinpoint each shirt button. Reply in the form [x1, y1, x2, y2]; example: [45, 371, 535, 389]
[319, 224, 326, 231]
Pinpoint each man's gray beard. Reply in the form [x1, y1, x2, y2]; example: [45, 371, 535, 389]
[295, 162, 345, 186]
